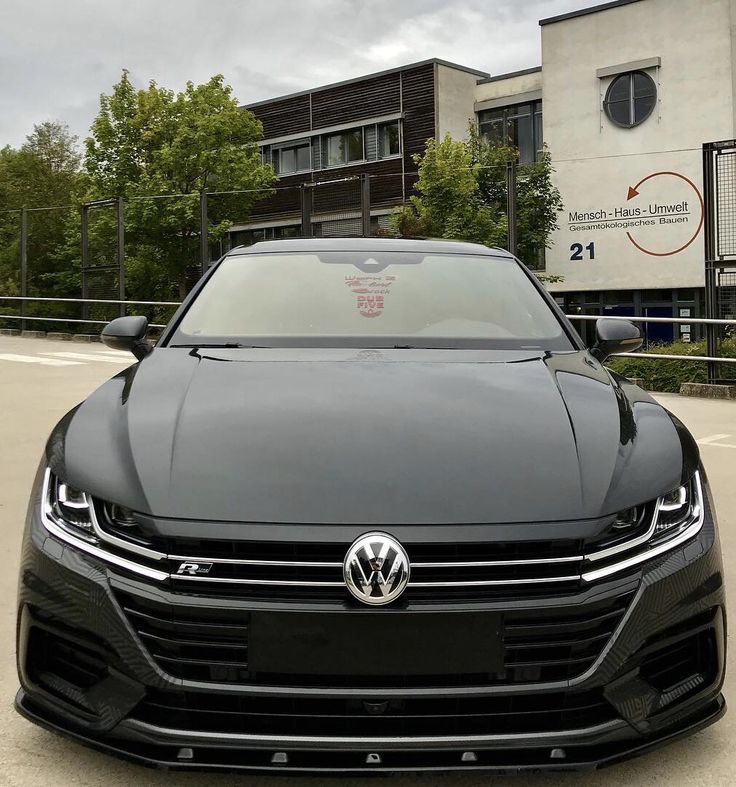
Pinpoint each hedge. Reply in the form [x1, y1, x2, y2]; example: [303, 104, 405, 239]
[606, 337, 736, 392]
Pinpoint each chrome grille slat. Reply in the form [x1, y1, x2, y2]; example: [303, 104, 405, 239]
[163, 539, 587, 599]
[168, 555, 344, 568]
[166, 556, 583, 569]
[171, 574, 580, 587]
[408, 576, 580, 588]
[411, 556, 583, 568]
[172, 576, 346, 587]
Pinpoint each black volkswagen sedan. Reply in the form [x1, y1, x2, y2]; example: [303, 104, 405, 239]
[16, 238, 725, 774]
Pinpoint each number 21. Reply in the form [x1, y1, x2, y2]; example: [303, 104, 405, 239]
[570, 242, 595, 261]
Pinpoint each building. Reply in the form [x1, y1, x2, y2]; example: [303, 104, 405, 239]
[230, 59, 487, 245]
[537, 0, 736, 344]
[234, 0, 736, 344]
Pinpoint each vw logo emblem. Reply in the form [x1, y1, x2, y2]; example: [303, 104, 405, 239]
[343, 532, 410, 606]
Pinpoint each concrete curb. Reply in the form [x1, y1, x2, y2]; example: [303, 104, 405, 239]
[680, 382, 736, 400]
[71, 334, 101, 343]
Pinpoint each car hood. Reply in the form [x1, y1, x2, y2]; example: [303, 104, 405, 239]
[50, 347, 697, 525]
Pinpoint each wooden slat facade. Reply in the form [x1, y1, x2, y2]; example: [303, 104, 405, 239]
[311, 72, 401, 129]
[255, 94, 311, 139]
[241, 62, 436, 228]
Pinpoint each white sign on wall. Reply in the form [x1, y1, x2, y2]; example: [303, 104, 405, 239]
[547, 153, 706, 292]
[566, 171, 703, 260]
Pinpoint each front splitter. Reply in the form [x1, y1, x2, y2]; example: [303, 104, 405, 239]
[15, 688, 726, 775]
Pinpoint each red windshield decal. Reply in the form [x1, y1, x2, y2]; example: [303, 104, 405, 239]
[344, 275, 396, 318]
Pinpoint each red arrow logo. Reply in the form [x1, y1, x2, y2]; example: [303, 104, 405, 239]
[624, 171, 704, 256]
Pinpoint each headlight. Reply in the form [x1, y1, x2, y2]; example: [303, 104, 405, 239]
[612, 505, 646, 531]
[45, 471, 147, 544]
[39, 468, 168, 582]
[583, 471, 705, 582]
[47, 473, 96, 543]
[653, 477, 701, 544]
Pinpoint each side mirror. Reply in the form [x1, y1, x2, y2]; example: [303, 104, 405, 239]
[590, 318, 642, 363]
[101, 316, 151, 361]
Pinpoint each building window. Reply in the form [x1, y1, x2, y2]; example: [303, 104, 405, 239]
[477, 101, 542, 163]
[324, 128, 364, 167]
[378, 121, 400, 158]
[231, 225, 301, 247]
[603, 71, 657, 128]
[273, 225, 300, 240]
[272, 143, 310, 175]
[264, 119, 401, 175]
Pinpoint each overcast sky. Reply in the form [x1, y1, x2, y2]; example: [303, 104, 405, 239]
[0, 0, 595, 149]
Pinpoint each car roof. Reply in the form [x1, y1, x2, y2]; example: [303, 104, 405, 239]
[226, 237, 514, 258]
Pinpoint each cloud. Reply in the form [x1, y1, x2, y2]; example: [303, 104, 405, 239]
[0, 0, 594, 147]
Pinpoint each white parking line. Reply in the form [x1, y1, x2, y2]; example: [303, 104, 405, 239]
[697, 434, 736, 449]
[0, 353, 82, 366]
[41, 352, 130, 364]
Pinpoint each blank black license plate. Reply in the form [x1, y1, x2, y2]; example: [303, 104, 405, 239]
[248, 611, 502, 675]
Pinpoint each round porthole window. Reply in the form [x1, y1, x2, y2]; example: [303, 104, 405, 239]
[604, 71, 657, 128]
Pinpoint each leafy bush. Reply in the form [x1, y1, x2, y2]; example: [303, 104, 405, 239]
[606, 337, 736, 392]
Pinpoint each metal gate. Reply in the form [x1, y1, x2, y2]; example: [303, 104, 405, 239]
[702, 140, 736, 383]
[80, 197, 125, 321]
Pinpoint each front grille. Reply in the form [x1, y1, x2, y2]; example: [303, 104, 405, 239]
[131, 688, 617, 738]
[504, 591, 632, 681]
[163, 538, 586, 601]
[117, 589, 633, 685]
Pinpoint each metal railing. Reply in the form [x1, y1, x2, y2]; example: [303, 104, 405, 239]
[0, 295, 735, 366]
[0, 295, 178, 330]
[565, 313, 736, 365]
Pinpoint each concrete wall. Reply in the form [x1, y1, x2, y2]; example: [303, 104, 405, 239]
[540, 0, 735, 292]
[474, 69, 543, 107]
[436, 64, 480, 140]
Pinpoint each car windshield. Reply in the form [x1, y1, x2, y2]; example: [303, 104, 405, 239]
[170, 251, 573, 350]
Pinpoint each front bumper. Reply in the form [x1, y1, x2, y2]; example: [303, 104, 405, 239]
[15, 485, 727, 774]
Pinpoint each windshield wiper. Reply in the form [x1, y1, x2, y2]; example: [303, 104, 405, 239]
[171, 343, 270, 349]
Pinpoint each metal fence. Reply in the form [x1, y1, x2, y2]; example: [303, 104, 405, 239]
[0, 297, 177, 330]
[1, 296, 735, 373]
[0, 164, 524, 330]
[703, 140, 736, 382]
[3, 150, 735, 378]
[565, 313, 736, 369]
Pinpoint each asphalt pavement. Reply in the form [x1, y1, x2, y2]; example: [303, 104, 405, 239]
[0, 336, 734, 786]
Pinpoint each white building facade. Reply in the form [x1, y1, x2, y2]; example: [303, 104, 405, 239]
[479, 0, 736, 343]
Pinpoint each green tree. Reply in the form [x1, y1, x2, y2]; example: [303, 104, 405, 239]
[0, 122, 83, 305]
[84, 71, 275, 298]
[392, 125, 563, 276]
